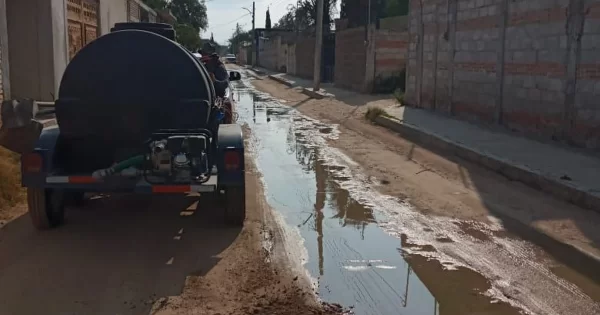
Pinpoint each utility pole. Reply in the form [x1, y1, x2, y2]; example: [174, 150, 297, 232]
[242, 3, 256, 66]
[312, 0, 324, 91]
[295, 0, 300, 35]
[252, 1, 256, 66]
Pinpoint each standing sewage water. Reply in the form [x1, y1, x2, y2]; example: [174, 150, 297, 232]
[231, 77, 526, 315]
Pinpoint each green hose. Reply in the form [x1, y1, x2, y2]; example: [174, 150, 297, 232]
[92, 155, 146, 178]
[112, 155, 145, 172]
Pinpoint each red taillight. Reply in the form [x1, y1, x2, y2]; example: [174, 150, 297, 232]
[224, 150, 240, 171]
[23, 153, 43, 173]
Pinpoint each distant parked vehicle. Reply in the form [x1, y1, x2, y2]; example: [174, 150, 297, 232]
[224, 54, 237, 64]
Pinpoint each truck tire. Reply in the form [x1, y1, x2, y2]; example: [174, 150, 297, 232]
[222, 186, 246, 226]
[27, 188, 65, 230]
[68, 191, 86, 208]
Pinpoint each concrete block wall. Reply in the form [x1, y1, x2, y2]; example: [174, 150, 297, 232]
[575, 0, 600, 148]
[374, 29, 409, 81]
[258, 37, 278, 71]
[406, 0, 600, 150]
[334, 26, 366, 91]
[286, 43, 296, 75]
[0, 43, 3, 102]
[501, 0, 569, 138]
[451, 0, 503, 121]
[295, 36, 315, 79]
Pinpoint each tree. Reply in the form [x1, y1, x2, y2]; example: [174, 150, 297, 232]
[143, 0, 168, 10]
[228, 23, 252, 53]
[384, 0, 409, 17]
[266, 8, 272, 29]
[210, 32, 214, 42]
[274, 8, 296, 30]
[169, 0, 209, 31]
[274, 0, 337, 33]
[175, 23, 201, 50]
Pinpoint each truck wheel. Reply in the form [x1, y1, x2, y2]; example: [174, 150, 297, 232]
[68, 192, 86, 208]
[222, 186, 246, 226]
[27, 188, 65, 230]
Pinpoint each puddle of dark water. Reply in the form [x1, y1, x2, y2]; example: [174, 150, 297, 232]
[232, 80, 523, 315]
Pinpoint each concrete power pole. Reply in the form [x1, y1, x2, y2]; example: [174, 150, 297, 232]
[312, 0, 324, 91]
[243, 3, 256, 66]
[252, 1, 256, 66]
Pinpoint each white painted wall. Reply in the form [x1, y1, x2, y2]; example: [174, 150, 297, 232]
[4, 0, 128, 101]
[99, 0, 128, 34]
[50, 0, 68, 97]
[0, 0, 11, 100]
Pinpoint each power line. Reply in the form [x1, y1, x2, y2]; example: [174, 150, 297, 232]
[210, 13, 251, 28]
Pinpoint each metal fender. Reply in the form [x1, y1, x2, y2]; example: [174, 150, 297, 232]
[217, 124, 245, 186]
[21, 126, 60, 187]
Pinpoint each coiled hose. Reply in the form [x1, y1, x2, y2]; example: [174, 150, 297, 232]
[92, 155, 145, 179]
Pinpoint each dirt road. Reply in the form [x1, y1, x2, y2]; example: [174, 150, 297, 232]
[2, 69, 600, 315]
[246, 70, 600, 315]
[0, 136, 343, 315]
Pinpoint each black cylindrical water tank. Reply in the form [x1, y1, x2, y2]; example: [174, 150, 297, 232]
[54, 29, 215, 169]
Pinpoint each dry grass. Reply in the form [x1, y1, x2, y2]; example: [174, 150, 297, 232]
[365, 106, 391, 121]
[0, 145, 25, 211]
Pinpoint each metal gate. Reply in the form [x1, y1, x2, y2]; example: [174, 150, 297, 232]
[321, 33, 335, 83]
[67, 0, 99, 60]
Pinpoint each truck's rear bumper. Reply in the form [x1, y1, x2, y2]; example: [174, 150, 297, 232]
[24, 175, 218, 193]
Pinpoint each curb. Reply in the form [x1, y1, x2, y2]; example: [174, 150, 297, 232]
[245, 70, 263, 80]
[267, 74, 294, 87]
[373, 115, 600, 214]
[301, 88, 325, 99]
[250, 68, 266, 75]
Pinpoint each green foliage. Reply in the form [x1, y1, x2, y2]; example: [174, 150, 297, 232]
[273, 0, 338, 32]
[266, 9, 272, 29]
[365, 107, 390, 121]
[228, 23, 252, 53]
[372, 69, 406, 94]
[175, 23, 201, 50]
[169, 0, 208, 31]
[384, 0, 409, 18]
[274, 9, 296, 29]
[143, 0, 168, 10]
[394, 89, 405, 106]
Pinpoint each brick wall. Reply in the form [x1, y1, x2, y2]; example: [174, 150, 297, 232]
[374, 29, 409, 79]
[295, 36, 315, 79]
[335, 27, 366, 91]
[406, 0, 600, 150]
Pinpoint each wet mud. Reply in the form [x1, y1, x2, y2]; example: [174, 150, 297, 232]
[232, 80, 536, 315]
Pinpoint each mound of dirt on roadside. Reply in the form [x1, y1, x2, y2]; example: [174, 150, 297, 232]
[0, 146, 26, 223]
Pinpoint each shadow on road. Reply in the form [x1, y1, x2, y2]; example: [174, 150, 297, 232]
[0, 193, 241, 315]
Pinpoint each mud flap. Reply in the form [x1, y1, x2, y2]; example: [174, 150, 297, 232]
[0, 99, 44, 154]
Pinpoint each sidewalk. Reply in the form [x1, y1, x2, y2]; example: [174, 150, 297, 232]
[377, 106, 600, 212]
[260, 69, 600, 213]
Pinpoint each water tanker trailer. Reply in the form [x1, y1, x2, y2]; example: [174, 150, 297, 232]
[0, 23, 246, 229]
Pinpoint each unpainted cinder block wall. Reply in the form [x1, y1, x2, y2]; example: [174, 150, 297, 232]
[406, 0, 600, 150]
[295, 36, 315, 79]
[335, 26, 367, 91]
[0, 43, 4, 102]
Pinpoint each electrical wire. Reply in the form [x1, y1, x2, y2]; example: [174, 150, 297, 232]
[211, 13, 251, 28]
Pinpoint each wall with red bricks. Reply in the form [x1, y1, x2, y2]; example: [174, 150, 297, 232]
[374, 29, 409, 80]
[295, 36, 315, 79]
[335, 27, 367, 91]
[405, 0, 600, 150]
[574, 0, 600, 148]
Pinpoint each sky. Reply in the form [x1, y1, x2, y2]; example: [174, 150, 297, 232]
[204, 0, 340, 45]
